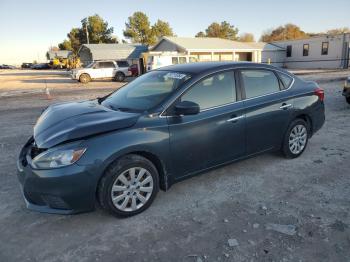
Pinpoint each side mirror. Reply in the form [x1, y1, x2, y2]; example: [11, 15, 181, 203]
[174, 101, 200, 116]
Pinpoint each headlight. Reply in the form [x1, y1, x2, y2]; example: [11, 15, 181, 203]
[32, 147, 86, 169]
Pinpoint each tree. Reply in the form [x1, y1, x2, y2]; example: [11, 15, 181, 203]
[58, 14, 115, 53]
[123, 12, 154, 45]
[195, 21, 239, 40]
[81, 15, 116, 44]
[151, 19, 174, 39]
[123, 13, 175, 45]
[260, 24, 308, 42]
[195, 31, 206, 38]
[239, 33, 255, 42]
[59, 28, 81, 52]
[326, 27, 350, 35]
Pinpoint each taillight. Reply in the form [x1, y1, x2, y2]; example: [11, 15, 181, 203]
[314, 88, 324, 101]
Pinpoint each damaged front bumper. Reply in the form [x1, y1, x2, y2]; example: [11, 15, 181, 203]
[17, 137, 97, 214]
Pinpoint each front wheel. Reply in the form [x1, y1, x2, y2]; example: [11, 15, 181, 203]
[281, 119, 309, 158]
[346, 96, 350, 104]
[79, 73, 91, 83]
[98, 154, 159, 217]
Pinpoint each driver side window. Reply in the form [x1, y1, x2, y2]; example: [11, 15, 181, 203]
[93, 62, 101, 69]
[181, 71, 236, 110]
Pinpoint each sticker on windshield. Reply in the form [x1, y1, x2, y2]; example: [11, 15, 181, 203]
[165, 72, 187, 79]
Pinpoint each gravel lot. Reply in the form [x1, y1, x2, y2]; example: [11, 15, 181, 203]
[0, 69, 349, 262]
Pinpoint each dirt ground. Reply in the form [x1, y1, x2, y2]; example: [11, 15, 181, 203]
[0, 69, 349, 262]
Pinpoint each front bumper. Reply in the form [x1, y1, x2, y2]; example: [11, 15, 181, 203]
[342, 85, 350, 98]
[71, 73, 77, 80]
[17, 138, 97, 214]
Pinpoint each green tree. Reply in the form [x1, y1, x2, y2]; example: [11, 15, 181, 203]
[151, 19, 174, 39]
[123, 12, 154, 45]
[260, 24, 308, 42]
[195, 21, 239, 40]
[195, 31, 206, 38]
[326, 27, 350, 35]
[81, 15, 116, 44]
[238, 33, 255, 42]
[58, 15, 115, 53]
[123, 13, 175, 45]
[58, 28, 79, 52]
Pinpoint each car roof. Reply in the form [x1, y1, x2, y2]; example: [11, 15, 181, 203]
[155, 62, 283, 74]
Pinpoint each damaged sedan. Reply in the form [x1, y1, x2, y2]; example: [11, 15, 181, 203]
[17, 62, 325, 217]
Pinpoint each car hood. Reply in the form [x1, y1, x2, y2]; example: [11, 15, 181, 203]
[34, 100, 140, 148]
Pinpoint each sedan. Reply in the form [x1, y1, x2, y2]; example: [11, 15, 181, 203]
[17, 62, 325, 217]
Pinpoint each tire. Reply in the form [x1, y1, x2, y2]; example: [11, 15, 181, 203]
[79, 73, 91, 83]
[346, 97, 350, 104]
[281, 119, 309, 159]
[114, 72, 125, 82]
[98, 154, 159, 218]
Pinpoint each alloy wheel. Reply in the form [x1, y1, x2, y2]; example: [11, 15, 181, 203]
[288, 124, 307, 154]
[110, 167, 154, 212]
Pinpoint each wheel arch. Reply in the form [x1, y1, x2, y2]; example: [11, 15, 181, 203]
[116, 71, 125, 76]
[79, 72, 91, 80]
[294, 113, 313, 136]
[96, 150, 168, 201]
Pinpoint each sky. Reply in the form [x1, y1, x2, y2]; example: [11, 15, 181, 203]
[0, 0, 349, 64]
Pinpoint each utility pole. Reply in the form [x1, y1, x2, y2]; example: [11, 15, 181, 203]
[82, 18, 89, 44]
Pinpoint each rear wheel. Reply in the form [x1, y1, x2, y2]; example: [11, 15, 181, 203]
[114, 72, 125, 82]
[98, 154, 159, 217]
[281, 119, 309, 158]
[346, 96, 350, 104]
[79, 73, 91, 83]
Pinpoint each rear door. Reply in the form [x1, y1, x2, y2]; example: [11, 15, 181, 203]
[239, 69, 294, 154]
[167, 70, 246, 178]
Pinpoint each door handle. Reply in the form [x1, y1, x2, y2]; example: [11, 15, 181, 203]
[279, 103, 292, 110]
[227, 115, 244, 123]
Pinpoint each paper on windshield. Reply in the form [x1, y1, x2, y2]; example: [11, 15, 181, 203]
[165, 72, 187, 79]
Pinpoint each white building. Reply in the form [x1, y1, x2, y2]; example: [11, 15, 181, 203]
[150, 37, 283, 64]
[271, 33, 350, 69]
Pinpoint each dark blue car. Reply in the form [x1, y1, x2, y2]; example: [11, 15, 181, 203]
[17, 62, 325, 217]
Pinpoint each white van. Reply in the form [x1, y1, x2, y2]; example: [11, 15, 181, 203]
[146, 55, 198, 71]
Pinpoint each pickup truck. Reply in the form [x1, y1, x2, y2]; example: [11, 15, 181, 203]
[343, 77, 350, 104]
[71, 60, 132, 83]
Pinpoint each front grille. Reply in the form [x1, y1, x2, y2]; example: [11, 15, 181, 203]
[41, 195, 70, 210]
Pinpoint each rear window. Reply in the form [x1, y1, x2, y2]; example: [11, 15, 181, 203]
[99, 62, 115, 68]
[241, 70, 280, 99]
[278, 72, 293, 89]
[117, 61, 129, 67]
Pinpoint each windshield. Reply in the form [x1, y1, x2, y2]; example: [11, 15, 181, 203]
[102, 71, 191, 111]
[84, 62, 94, 68]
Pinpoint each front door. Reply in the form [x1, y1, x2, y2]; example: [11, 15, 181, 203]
[239, 69, 293, 154]
[167, 70, 246, 179]
[90, 62, 105, 79]
[100, 61, 116, 78]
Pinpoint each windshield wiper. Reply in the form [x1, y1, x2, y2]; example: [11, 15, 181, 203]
[108, 104, 135, 112]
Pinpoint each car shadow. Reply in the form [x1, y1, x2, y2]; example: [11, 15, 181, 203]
[21, 78, 134, 85]
[21, 78, 76, 84]
[0, 70, 69, 77]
